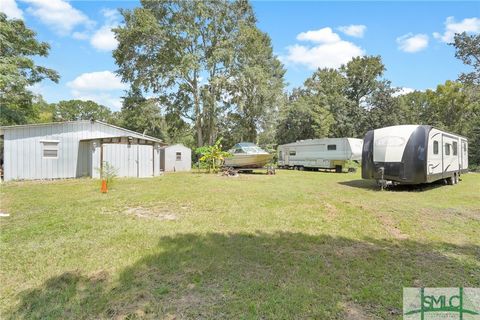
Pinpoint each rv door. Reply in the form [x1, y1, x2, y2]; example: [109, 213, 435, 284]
[427, 130, 443, 177]
[460, 140, 468, 171]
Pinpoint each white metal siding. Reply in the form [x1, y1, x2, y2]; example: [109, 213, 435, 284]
[162, 145, 191, 172]
[2, 121, 161, 181]
[102, 143, 153, 178]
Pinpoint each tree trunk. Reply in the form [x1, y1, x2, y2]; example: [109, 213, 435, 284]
[194, 91, 203, 147]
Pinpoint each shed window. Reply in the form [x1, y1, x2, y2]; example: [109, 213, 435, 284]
[42, 141, 59, 158]
[176, 152, 182, 161]
[452, 141, 458, 156]
[445, 143, 451, 156]
[289, 150, 296, 156]
[433, 141, 439, 154]
[327, 144, 336, 151]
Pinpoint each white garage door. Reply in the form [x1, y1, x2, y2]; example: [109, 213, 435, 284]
[103, 143, 153, 178]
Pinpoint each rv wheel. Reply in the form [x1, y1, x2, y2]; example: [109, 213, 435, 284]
[335, 165, 343, 173]
[446, 176, 454, 185]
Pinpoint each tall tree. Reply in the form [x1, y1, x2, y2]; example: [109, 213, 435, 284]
[396, 90, 428, 125]
[303, 68, 350, 137]
[340, 55, 385, 136]
[120, 88, 168, 140]
[53, 100, 112, 122]
[226, 24, 285, 143]
[0, 13, 59, 125]
[114, 0, 263, 147]
[365, 81, 402, 131]
[424, 81, 473, 135]
[451, 32, 480, 85]
[276, 91, 333, 145]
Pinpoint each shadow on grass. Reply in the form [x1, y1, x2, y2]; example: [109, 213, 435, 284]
[9, 233, 480, 319]
[339, 179, 448, 192]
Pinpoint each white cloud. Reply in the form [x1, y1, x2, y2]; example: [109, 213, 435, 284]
[67, 71, 127, 91]
[67, 71, 127, 110]
[89, 8, 120, 51]
[433, 16, 480, 43]
[23, 0, 94, 35]
[396, 33, 429, 53]
[71, 92, 123, 110]
[90, 25, 117, 51]
[72, 31, 89, 40]
[297, 27, 341, 43]
[0, 0, 23, 19]
[285, 27, 365, 69]
[338, 25, 366, 38]
[393, 87, 416, 97]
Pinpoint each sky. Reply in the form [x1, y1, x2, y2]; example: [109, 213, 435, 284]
[1, 0, 479, 111]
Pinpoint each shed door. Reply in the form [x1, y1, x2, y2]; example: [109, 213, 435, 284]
[103, 143, 153, 178]
[137, 144, 153, 177]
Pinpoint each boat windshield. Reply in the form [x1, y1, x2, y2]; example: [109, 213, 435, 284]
[231, 143, 266, 154]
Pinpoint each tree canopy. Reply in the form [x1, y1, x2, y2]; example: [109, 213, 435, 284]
[113, 0, 284, 147]
[0, 13, 59, 125]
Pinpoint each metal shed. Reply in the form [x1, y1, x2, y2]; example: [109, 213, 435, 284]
[160, 144, 192, 172]
[0, 120, 165, 181]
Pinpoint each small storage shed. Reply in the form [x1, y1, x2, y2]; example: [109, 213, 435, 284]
[0, 120, 165, 181]
[160, 144, 191, 172]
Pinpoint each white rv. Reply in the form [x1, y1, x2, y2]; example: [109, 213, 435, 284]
[362, 125, 468, 185]
[277, 138, 363, 172]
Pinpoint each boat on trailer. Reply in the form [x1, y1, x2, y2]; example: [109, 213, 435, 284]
[224, 142, 273, 168]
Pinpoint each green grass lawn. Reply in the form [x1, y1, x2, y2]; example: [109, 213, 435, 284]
[1, 171, 479, 319]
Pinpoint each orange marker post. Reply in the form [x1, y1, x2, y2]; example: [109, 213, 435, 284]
[100, 179, 108, 193]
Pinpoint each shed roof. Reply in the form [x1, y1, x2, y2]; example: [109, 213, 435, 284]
[161, 143, 191, 150]
[0, 120, 163, 143]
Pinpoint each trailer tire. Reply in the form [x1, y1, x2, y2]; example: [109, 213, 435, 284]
[335, 165, 343, 173]
[446, 176, 454, 185]
[299, 166, 305, 171]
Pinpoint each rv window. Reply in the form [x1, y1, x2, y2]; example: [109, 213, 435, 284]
[278, 152, 283, 160]
[433, 141, 439, 154]
[452, 141, 458, 156]
[327, 144, 336, 151]
[289, 150, 296, 156]
[176, 152, 182, 161]
[445, 143, 451, 156]
[42, 141, 59, 158]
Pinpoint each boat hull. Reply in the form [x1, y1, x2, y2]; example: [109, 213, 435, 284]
[224, 153, 273, 168]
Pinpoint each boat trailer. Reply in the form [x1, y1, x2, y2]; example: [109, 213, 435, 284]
[221, 165, 276, 176]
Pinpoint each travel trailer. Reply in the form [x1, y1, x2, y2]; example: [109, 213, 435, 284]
[277, 138, 363, 172]
[362, 125, 468, 186]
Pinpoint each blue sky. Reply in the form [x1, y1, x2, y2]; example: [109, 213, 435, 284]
[1, 1, 479, 111]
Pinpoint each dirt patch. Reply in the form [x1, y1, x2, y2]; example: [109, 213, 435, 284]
[322, 201, 338, 221]
[342, 302, 378, 320]
[125, 207, 178, 221]
[341, 200, 409, 240]
[434, 208, 480, 221]
[376, 214, 409, 240]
